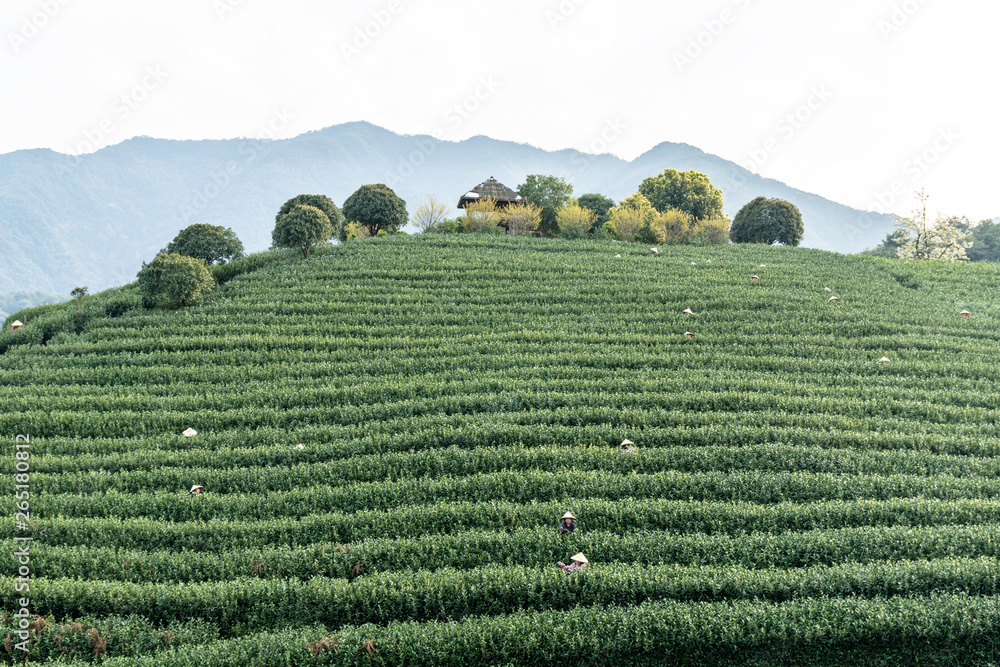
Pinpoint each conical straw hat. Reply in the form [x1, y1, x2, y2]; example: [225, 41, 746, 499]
[182, 428, 197, 437]
[562, 512, 576, 520]
[621, 439, 634, 447]
[571, 553, 588, 564]
[189, 485, 204, 494]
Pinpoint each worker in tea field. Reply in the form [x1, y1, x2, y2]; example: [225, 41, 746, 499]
[557, 553, 588, 571]
[189, 485, 204, 495]
[558, 512, 577, 533]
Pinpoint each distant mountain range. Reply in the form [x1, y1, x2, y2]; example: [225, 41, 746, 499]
[0, 121, 897, 297]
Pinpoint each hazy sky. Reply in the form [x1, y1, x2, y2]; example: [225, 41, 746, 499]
[2, 0, 997, 222]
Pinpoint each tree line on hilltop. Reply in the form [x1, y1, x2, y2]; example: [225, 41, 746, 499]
[411, 170, 802, 249]
[4, 169, 990, 350]
[132, 174, 991, 311]
[131, 171, 807, 309]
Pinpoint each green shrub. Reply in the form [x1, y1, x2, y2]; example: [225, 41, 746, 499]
[137, 253, 215, 309]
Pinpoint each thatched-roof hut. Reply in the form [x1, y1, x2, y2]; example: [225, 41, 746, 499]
[457, 177, 525, 209]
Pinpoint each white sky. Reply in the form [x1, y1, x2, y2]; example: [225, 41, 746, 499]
[2, 0, 997, 222]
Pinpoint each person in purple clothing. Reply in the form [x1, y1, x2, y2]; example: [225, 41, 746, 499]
[557, 553, 588, 571]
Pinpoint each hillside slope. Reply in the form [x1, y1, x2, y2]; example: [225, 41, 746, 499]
[2, 237, 1000, 666]
[0, 122, 896, 297]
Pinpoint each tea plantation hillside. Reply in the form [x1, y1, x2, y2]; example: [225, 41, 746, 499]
[3, 235, 1000, 666]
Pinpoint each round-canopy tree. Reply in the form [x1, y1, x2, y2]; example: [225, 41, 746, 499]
[638, 169, 724, 221]
[342, 184, 407, 237]
[517, 174, 573, 210]
[272, 204, 334, 258]
[576, 193, 616, 229]
[166, 224, 245, 264]
[517, 175, 573, 237]
[137, 253, 215, 309]
[730, 197, 804, 246]
[276, 194, 344, 243]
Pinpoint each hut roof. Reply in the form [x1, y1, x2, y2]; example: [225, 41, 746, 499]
[458, 177, 524, 209]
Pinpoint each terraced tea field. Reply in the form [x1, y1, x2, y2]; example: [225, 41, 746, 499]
[3, 235, 1000, 666]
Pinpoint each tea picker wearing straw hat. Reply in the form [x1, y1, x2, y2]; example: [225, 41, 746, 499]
[558, 512, 577, 534]
[557, 553, 588, 571]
